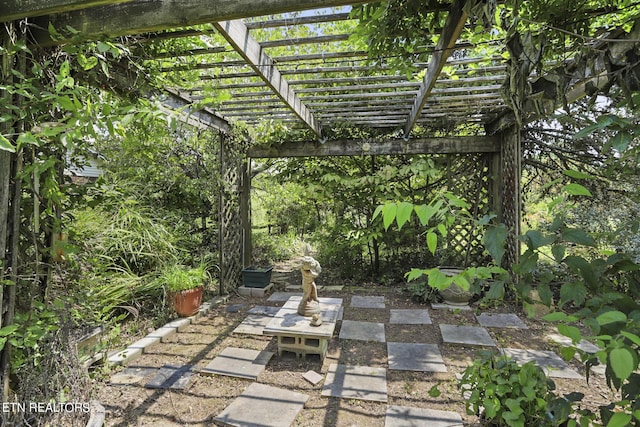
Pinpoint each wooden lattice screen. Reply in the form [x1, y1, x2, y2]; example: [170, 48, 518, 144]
[218, 132, 245, 292]
[444, 153, 493, 266]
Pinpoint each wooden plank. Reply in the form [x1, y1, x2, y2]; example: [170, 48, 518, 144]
[248, 136, 500, 158]
[214, 20, 323, 138]
[0, 0, 132, 22]
[404, 0, 469, 137]
[31, 0, 370, 45]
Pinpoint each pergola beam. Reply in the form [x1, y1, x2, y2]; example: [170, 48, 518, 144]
[214, 19, 323, 139]
[162, 89, 230, 133]
[248, 136, 500, 158]
[0, 0, 132, 22]
[29, 0, 370, 45]
[403, 0, 469, 137]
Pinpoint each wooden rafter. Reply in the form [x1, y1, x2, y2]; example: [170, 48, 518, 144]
[162, 89, 230, 133]
[29, 0, 370, 45]
[403, 0, 470, 137]
[214, 19, 323, 139]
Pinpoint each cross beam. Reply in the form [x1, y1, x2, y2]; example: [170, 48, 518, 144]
[404, 0, 469, 138]
[27, 0, 370, 46]
[248, 136, 500, 158]
[0, 0, 132, 22]
[214, 20, 323, 139]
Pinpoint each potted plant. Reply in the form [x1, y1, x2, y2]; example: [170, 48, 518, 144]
[161, 264, 208, 317]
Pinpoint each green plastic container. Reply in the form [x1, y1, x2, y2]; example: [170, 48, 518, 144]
[241, 266, 273, 288]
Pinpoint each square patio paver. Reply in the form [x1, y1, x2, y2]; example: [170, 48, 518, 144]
[389, 309, 432, 325]
[440, 324, 496, 347]
[110, 367, 157, 385]
[501, 348, 582, 379]
[145, 364, 194, 389]
[385, 405, 463, 427]
[339, 320, 386, 342]
[267, 292, 302, 302]
[476, 313, 528, 329]
[200, 347, 273, 380]
[547, 333, 605, 376]
[321, 363, 388, 402]
[232, 314, 273, 335]
[351, 295, 385, 309]
[246, 305, 281, 316]
[215, 383, 309, 427]
[387, 342, 446, 372]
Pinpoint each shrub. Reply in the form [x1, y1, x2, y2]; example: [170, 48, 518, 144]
[459, 351, 574, 427]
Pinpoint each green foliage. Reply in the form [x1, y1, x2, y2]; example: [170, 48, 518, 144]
[251, 229, 304, 266]
[459, 351, 574, 427]
[71, 198, 178, 275]
[5, 301, 61, 373]
[159, 264, 208, 292]
[75, 270, 166, 323]
[517, 179, 640, 426]
[374, 192, 509, 300]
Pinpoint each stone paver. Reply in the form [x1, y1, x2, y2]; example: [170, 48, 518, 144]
[267, 292, 302, 302]
[385, 405, 463, 427]
[246, 305, 280, 316]
[145, 365, 194, 389]
[501, 348, 582, 379]
[225, 303, 248, 313]
[215, 383, 309, 427]
[440, 324, 496, 347]
[476, 313, 528, 329]
[303, 370, 324, 385]
[548, 333, 605, 375]
[431, 303, 472, 311]
[339, 320, 386, 342]
[110, 367, 157, 385]
[351, 295, 385, 309]
[201, 347, 273, 380]
[387, 342, 446, 372]
[232, 314, 273, 335]
[322, 364, 388, 402]
[548, 333, 599, 353]
[389, 309, 432, 325]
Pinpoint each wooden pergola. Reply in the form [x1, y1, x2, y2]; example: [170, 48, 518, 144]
[2, 0, 638, 312]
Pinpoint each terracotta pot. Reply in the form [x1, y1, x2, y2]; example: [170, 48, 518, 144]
[169, 287, 203, 317]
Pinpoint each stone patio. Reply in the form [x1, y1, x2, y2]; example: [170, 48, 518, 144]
[100, 286, 599, 426]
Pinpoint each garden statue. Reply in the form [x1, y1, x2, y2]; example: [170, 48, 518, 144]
[298, 256, 322, 317]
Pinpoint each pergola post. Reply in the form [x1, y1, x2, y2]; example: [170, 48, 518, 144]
[0, 21, 24, 402]
[217, 132, 245, 292]
[240, 157, 252, 268]
[497, 123, 522, 269]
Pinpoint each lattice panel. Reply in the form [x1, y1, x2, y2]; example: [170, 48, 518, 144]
[501, 128, 521, 268]
[218, 133, 245, 292]
[444, 153, 493, 266]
